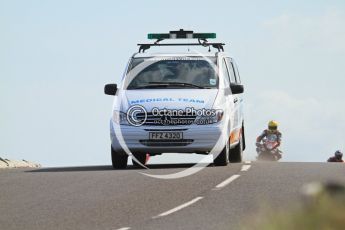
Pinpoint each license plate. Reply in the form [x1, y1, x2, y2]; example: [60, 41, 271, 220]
[149, 132, 183, 140]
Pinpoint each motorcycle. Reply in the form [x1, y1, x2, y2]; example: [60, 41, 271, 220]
[256, 134, 282, 161]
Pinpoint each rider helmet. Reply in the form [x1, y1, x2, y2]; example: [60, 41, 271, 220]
[268, 120, 278, 131]
[335, 150, 343, 160]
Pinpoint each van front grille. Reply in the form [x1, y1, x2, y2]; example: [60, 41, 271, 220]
[135, 112, 196, 126]
[139, 139, 194, 147]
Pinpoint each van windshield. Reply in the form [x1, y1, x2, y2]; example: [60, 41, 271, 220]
[126, 57, 218, 89]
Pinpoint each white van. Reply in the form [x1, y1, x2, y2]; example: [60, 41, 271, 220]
[105, 30, 245, 169]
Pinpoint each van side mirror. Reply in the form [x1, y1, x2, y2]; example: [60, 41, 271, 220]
[230, 84, 244, 94]
[104, 84, 117, 95]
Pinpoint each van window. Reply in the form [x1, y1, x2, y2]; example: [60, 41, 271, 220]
[127, 58, 219, 89]
[128, 57, 217, 72]
[222, 59, 230, 87]
[232, 61, 241, 84]
[225, 58, 237, 83]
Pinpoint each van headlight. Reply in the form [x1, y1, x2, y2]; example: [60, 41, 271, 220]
[194, 109, 224, 125]
[215, 110, 224, 122]
[112, 111, 129, 125]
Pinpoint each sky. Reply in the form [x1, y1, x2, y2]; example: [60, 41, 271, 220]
[1, 0, 345, 166]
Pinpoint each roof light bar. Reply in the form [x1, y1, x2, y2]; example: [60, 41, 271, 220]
[140, 29, 224, 53]
[148, 29, 216, 40]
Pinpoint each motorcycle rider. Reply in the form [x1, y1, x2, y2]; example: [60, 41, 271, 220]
[256, 120, 282, 160]
[327, 150, 344, 163]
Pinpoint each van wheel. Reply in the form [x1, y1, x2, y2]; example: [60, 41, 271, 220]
[132, 153, 149, 167]
[111, 146, 128, 169]
[229, 133, 243, 163]
[214, 140, 229, 166]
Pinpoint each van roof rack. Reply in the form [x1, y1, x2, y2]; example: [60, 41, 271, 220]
[138, 29, 225, 53]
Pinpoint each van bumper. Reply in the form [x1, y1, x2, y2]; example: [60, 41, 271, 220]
[110, 120, 226, 155]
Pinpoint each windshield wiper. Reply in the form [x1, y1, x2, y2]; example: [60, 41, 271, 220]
[129, 82, 210, 89]
[130, 84, 170, 89]
[147, 82, 207, 89]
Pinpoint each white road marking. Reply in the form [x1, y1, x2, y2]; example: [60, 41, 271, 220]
[241, 165, 251, 171]
[152, 197, 204, 219]
[116, 228, 131, 230]
[213, 174, 241, 190]
[245, 161, 251, 164]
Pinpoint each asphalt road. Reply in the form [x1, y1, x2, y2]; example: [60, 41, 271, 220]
[1, 162, 345, 230]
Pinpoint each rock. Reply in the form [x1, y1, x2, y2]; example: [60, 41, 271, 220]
[0, 161, 8, 168]
[0, 157, 41, 169]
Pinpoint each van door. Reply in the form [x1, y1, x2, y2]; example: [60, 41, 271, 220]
[231, 60, 244, 128]
[221, 58, 235, 140]
[225, 58, 241, 144]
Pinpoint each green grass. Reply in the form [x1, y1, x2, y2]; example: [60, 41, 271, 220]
[243, 194, 345, 230]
